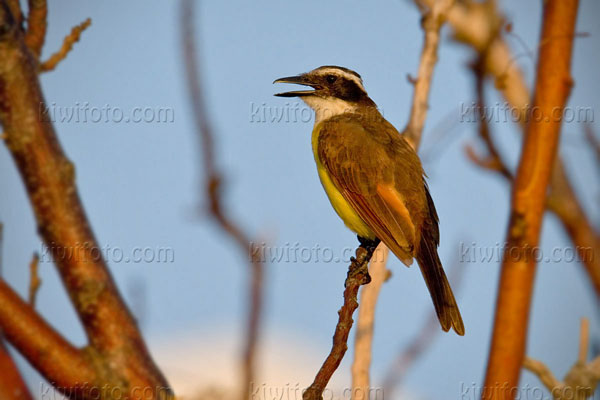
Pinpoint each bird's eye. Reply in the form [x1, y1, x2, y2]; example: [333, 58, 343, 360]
[326, 75, 337, 84]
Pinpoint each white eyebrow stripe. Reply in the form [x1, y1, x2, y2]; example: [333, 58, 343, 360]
[316, 68, 365, 91]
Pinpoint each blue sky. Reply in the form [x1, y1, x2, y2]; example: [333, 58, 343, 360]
[0, 1, 599, 398]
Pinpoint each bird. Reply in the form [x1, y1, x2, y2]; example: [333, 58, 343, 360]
[273, 65, 464, 335]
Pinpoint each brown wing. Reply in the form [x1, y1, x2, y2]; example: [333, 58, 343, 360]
[318, 114, 465, 335]
[317, 114, 426, 266]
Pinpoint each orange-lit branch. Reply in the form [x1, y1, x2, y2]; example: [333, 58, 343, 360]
[482, 1, 579, 398]
[24, 0, 46, 58]
[0, 2, 171, 398]
[40, 18, 91, 72]
[0, 336, 33, 400]
[0, 281, 94, 394]
[27, 253, 40, 306]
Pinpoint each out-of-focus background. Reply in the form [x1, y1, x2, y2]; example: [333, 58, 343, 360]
[0, 1, 598, 399]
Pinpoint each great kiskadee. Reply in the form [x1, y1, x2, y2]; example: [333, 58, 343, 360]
[274, 66, 464, 335]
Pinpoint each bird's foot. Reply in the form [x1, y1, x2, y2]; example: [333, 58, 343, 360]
[357, 235, 381, 253]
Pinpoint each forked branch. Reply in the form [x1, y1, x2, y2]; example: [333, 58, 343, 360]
[524, 318, 600, 399]
[0, 1, 172, 398]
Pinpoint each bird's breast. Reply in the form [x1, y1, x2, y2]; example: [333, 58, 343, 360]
[311, 122, 376, 239]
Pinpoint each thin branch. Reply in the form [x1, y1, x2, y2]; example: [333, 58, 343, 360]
[39, 18, 91, 72]
[465, 54, 513, 181]
[578, 318, 589, 364]
[351, 244, 390, 399]
[303, 239, 380, 400]
[583, 124, 600, 170]
[0, 337, 33, 400]
[0, 222, 3, 277]
[523, 357, 564, 395]
[28, 252, 40, 306]
[180, 1, 265, 399]
[524, 318, 599, 399]
[0, 2, 172, 398]
[24, 0, 46, 58]
[482, 1, 579, 397]
[404, 0, 455, 148]
[0, 223, 33, 400]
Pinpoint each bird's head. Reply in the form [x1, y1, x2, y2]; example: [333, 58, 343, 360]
[274, 66, 376, 120]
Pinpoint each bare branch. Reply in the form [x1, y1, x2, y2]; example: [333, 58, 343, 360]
[404, 0, 455, 148]
[28, 253, 40, 306]
[583, 124, 600, 170]
[465, 54, 513, 181]
[524, 318, 599, 399]
[578, 318, 589, 364]
[523, 357, 564, 395]
[24, 0, 47, 58]
[0, 223, 33, 400]
[0, 2, 172, 397]
[0, 280, 95, 392]
[0, 337, 33, 400]
[0, 222, 3, 277]
[445, 0, 600, 298]
[303, 240, 380, 400]
[40, 18, 91, 72]
[546, 159, 600, 296]
[483, 0, 579, 396]
[351, 244, 390, 399]
[180, 1, 265, 399]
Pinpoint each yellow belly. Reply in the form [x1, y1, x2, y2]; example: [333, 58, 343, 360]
[312, 124, 376, 239]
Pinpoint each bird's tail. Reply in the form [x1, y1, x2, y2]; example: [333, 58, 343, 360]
[415, 233, 465, 336]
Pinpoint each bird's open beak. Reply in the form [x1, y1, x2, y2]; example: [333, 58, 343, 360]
[273, 74, 317, 97]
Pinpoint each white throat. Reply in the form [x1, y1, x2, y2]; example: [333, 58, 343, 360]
[301, 96, 358, 125]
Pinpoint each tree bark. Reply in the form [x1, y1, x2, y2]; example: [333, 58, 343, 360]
[482, 1, 579, 398]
